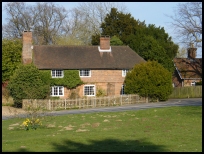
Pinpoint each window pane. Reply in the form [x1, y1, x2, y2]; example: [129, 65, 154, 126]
[52, 70, 55, 77]
[52, 70, 63, 78]
[80, 70, 90, 76]
[84, 86, 95, 95]
[54, 87, 58, 95]
[59, 87, 63, 95]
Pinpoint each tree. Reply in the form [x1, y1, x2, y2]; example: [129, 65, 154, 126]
[3, 2, 68, 45]
[128, 35, 175, 73]
[110, 35, 123, 45]
[167, 2, 202, 48]
[176, 47, 187, 58]
[93, 7, 145, 45]
[124, 60, 173, 101]
[62, 2, 127, 45]
[7, 64, 50, 107]
[2, 38, 22, 83]
[143, 24, 179, 59]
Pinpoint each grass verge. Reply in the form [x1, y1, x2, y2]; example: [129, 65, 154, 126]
[2, 106, 202, 152]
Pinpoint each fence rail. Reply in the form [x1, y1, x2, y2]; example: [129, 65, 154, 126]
[22, 86, 202, 111]
[22, 94, 148, 111]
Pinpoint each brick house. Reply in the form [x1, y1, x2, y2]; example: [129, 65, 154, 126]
[172, 44, 202, 87]
[22, 31, 145, 98]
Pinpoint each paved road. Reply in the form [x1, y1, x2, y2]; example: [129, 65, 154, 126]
[2, 98, 202, 120]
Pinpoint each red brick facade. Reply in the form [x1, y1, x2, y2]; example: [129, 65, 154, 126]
[63, 70, 126, 98]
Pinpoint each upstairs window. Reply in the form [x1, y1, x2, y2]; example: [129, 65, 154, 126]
[51, 70, 64, 78]
[80, 70, 91, 77]
[122, 69, 129, 77]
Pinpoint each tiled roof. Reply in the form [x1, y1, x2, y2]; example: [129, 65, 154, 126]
[173, 58, 202, 79]
[33, 45, 145, 69]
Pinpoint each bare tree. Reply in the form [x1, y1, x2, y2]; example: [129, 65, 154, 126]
[3, 2, 34, 39]
[167, 2, 202, 49]
[176, 47, 187, 58]
[3, 2, 127, 45]
[3, 2, 68, 45]
[61, 2, 127, 45]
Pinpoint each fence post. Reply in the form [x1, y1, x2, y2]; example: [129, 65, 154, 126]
[49, 99, 51, 110]
[65, 99, 66, 110]
[120, 95, 122, 106]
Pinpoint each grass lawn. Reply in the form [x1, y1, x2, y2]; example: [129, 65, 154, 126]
[2, 106, 202, 152]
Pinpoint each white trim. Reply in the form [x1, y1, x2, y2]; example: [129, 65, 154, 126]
[98, 46, 111, 52]
[83, 85, 95, 96]
[50, 86, 64, 96]
[191, 81, 196, 86]
[122, 69, 129, 77]
[79, 70, 91, 77]
[51, 70, 64, 78]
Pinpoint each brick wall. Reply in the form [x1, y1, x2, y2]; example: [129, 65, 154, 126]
[62, 70, 126, 98]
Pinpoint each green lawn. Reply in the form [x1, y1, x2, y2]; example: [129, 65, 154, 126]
[2, 106, 202, 152]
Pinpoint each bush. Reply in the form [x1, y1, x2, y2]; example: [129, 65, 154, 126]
[7, 64, 50, 107]
[196, 81, 202, 86]
[124, 60, 173, 101]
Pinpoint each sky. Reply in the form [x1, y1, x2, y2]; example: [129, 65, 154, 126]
[2, 2, 202, 58]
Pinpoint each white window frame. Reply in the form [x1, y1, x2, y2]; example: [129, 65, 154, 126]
[50, 86, 64, 96]
[83, 85, 95, 96]
[191, 81, 196, 86]
[122, 69, 129, 77]
[51, 70, 64, 78]
[79, 70, 91, 77]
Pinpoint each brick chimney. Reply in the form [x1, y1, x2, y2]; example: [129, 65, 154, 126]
[22, 31, 33, 64]
[100, 36, 110, 50]
[187, 43, 197, 59]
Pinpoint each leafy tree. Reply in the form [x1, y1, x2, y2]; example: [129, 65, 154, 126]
[110, 35, 123, 45]
[128, 35, 175, 73]
[92, 7, 145, 45]
[2, 38, 22, 83]
[124, 60, 173, 101]
[7, 64, 50, 107]
[142, 24, 179, 59]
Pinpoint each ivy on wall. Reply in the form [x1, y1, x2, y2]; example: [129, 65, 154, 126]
[40, 70, 84, 89]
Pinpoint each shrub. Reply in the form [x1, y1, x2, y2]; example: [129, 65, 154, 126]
[7, 64, 50, 107]
[124, 60, 173, 101]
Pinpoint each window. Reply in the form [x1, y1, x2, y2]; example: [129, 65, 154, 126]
[122, 69, 129, 77]
[84, 85, 95, 96]
[51, 70, 64, 78]
[50, 86, 64, 96]
[191, 81, 196, 86]
[80, 70, 91, 77]
[120, 84, 125, 95]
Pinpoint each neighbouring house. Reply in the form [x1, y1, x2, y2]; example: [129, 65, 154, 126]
[172, 44, 202, 87]
[22, 31, 145, 98]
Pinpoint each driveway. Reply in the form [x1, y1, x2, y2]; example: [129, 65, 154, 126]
[2, 98, 202, 120]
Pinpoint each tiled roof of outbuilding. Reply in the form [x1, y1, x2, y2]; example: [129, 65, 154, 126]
[173, 58, 202, 79]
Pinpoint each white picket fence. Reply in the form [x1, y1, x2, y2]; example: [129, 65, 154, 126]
[22, 94, 148, 111]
